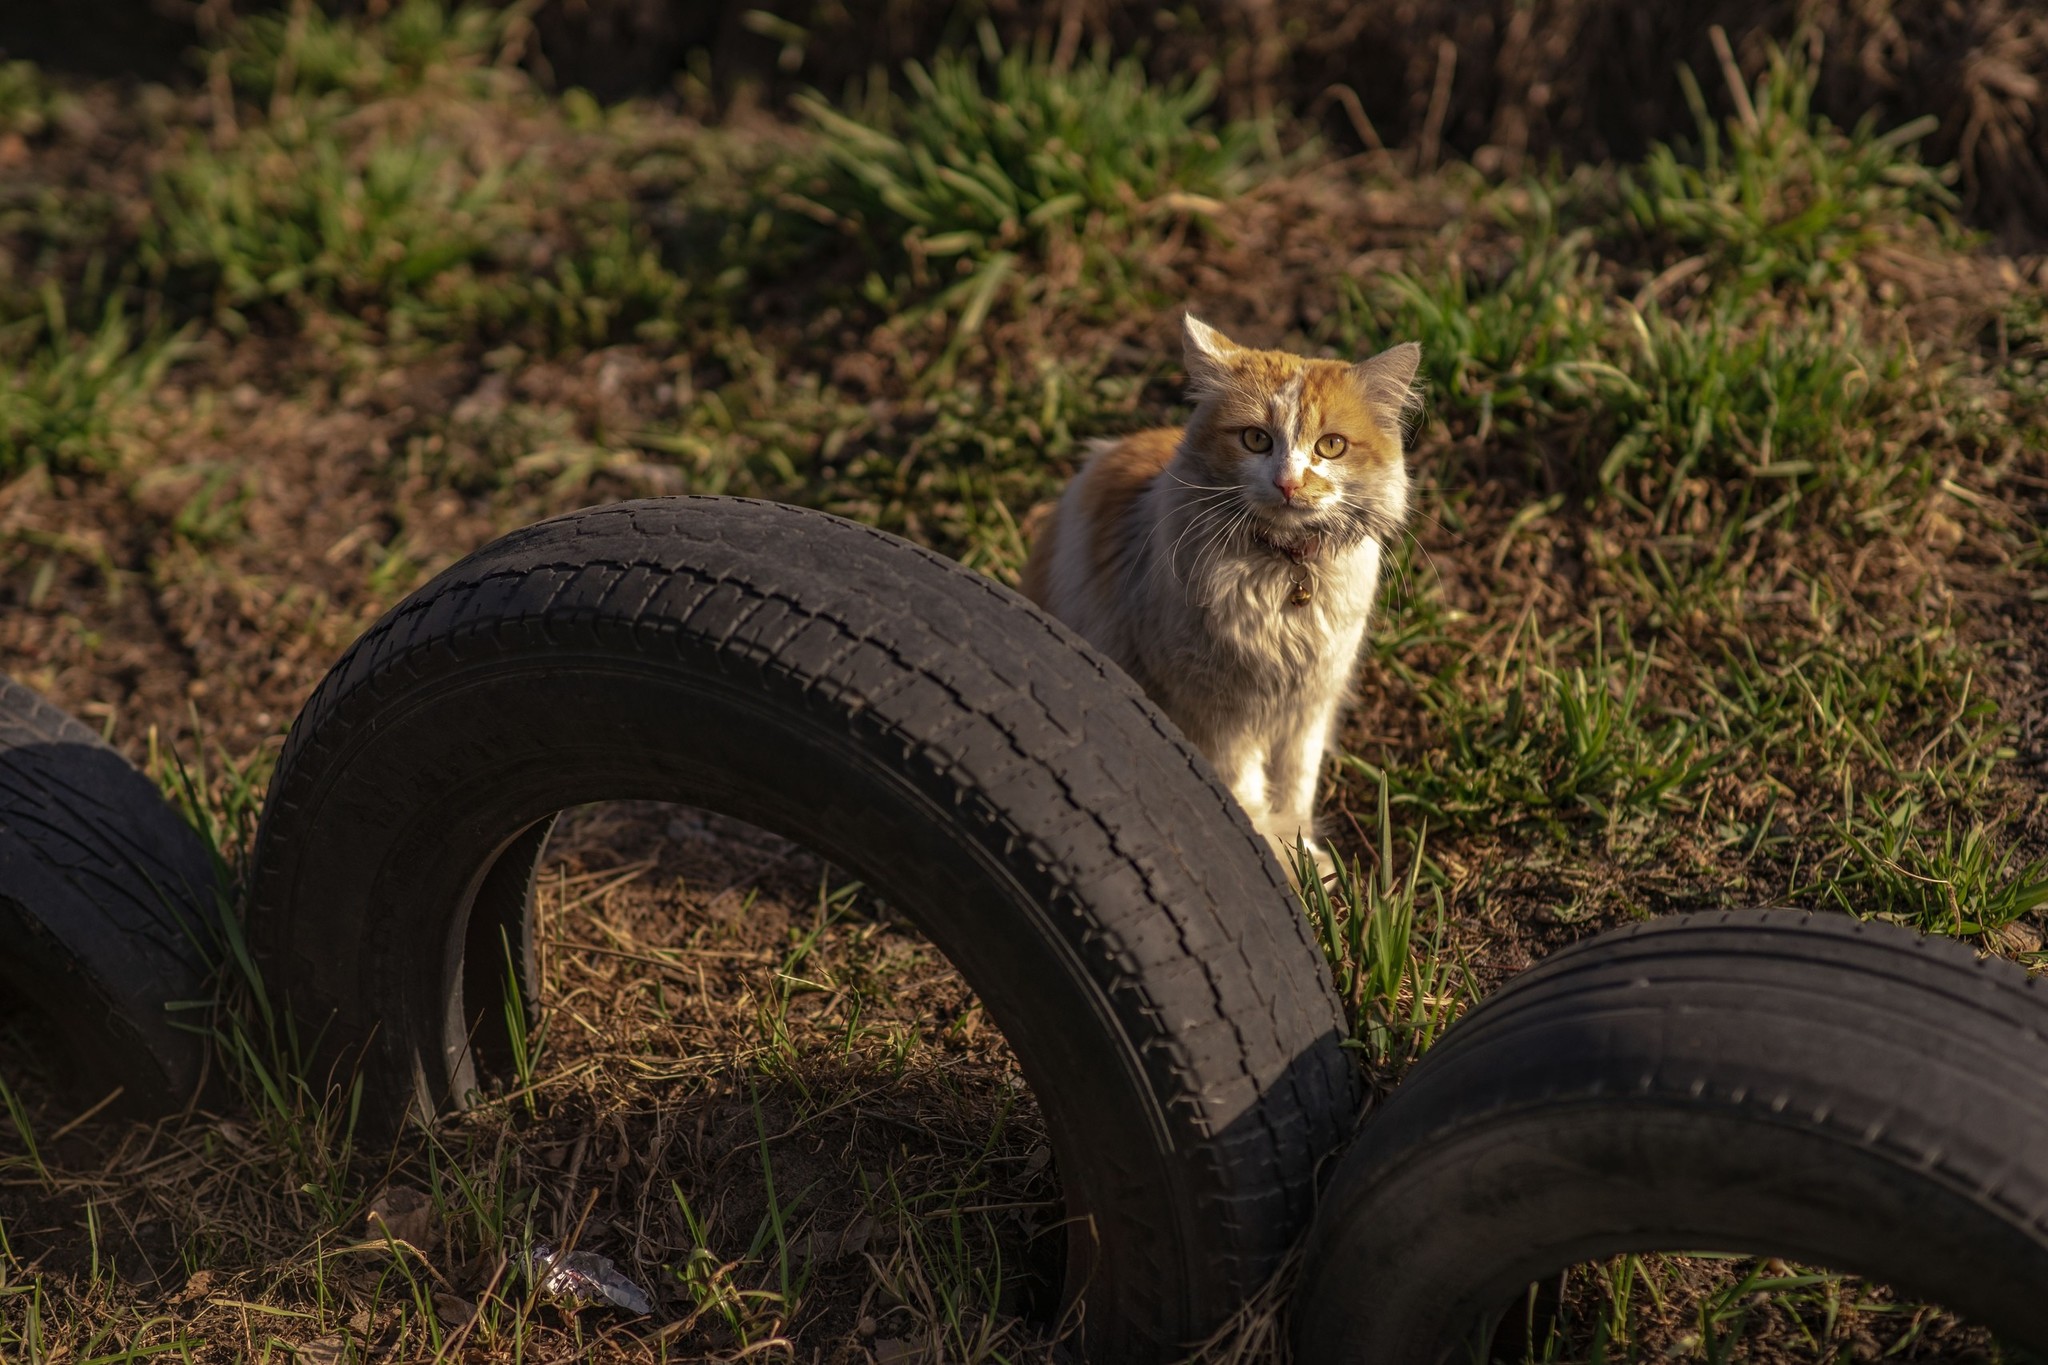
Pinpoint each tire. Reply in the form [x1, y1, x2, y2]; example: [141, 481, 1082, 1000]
[1295, 908, 2048, 1363]
[245, 496, 1358, 1363]
[0, 674, 220, 1114]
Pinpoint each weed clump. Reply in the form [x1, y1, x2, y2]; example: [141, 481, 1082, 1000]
[799, 32, 1252, 254]
[1616, 45, 1957, 290]
[0, 294, 177, 478]
[144, 1, 685, 347]
[784, 22, 1256, 315]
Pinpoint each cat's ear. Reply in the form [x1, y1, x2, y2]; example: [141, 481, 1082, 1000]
[1351, 341, 1424, 438]
[1182, 314, 1243, 397]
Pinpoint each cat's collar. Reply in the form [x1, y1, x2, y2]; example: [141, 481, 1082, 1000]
[1252, 527, 1323, 607]
[1253, 526, 1325, 565]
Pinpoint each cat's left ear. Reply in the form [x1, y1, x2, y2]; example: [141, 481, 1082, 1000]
[1350, 342, 1424, 440]
[1182, 313, 1244, 397]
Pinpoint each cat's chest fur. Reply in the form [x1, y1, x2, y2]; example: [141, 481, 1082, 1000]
[1135, 493, 1381, 698]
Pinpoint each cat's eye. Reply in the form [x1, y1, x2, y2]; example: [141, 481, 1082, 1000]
[1315, 433, 1349, 459]
[1241, 427, 1273, 453]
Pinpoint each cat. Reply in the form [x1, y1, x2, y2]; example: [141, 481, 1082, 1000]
[1021, 315, 1421, 873]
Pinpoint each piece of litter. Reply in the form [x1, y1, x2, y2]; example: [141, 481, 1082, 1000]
[527, 1242, 655, 1316]
[294, 1335, 352, 1365]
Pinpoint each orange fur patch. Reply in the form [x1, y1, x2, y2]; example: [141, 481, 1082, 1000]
[1184, 355, 1403, 483]
[1021, 428, 1180, 604]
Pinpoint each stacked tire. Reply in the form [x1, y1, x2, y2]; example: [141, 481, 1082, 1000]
[13, 496, 2048, 1362]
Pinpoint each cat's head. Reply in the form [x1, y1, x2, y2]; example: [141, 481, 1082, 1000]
[1177, 314, 1421, 548]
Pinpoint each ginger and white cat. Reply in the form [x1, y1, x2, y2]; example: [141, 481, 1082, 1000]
[1022, 316, 1421, 868]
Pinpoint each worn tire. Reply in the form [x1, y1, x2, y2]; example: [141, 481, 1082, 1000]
[245, 496, 1357, 1363]
[1296, 909, 2048, 1362]
[0, 675, 220, 1114]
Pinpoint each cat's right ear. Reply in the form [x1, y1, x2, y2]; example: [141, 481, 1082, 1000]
[1182, 314, 1242, 397]
[1351, 341, 1424, 439]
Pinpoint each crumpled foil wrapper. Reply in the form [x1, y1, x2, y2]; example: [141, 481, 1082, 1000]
[527, 1242, 655, 1316]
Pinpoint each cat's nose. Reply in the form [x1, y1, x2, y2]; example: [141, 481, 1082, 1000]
[1273, 472, 1303, 501]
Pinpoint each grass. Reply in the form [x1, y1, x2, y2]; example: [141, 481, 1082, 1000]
[0, 289, 181, 478]
[0, 4, 2045, 1362]
[1612, 40, 1957, 290]
[1295, 778, 1471, 1075]
[788, 21, 1257, 287]
[1356, 614, 1719, 839]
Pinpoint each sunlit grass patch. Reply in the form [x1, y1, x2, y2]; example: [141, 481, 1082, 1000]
[221, 0, 515, 106]
[0, 291, 180, 478]
[1329, 222, 1620, 440]
[1506, 1253, 2008, 1364]
[1597, 300, 1917, 527]
[144, 8, 688, 349]
[1704, 633, 2013, 811]
[791, 24, 1257, 272]
[147, 116, 525, 321]
[751, 21, 1262, 334]
[0, 60, 60, 140]
[1296, 778, 1471, 1076]
[1681, 631, 2042, 941]
[1806, 794, 2048, 938]
[147, 113, 686, 347]
[1360, 617, 1717, 840]
[1327, 214, 1935, 533]
[1615, 42, 1957, 290]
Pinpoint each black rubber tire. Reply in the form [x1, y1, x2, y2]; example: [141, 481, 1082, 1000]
[0, 675, 221, 1114]
[245, 496, 1358, 1363]
[1295, 908, 2048, 1363]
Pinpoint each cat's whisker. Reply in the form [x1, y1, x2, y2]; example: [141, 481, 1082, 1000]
[1194, 507, 1257, 606]
[1166, 499, 1239, 585]
[1183, 507, 1242, 602]
[1135, 487, 1237, 567]
[1389, 525, 1444, 611]
[1162, 472, 1242, 493]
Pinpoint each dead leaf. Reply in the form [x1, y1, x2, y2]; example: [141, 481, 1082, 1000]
[365, 1185, 437, 1249]
[1997, 920, 2043, 955]
[172, 1269, 215, 1304]
[835, 1214, 875, 1260]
